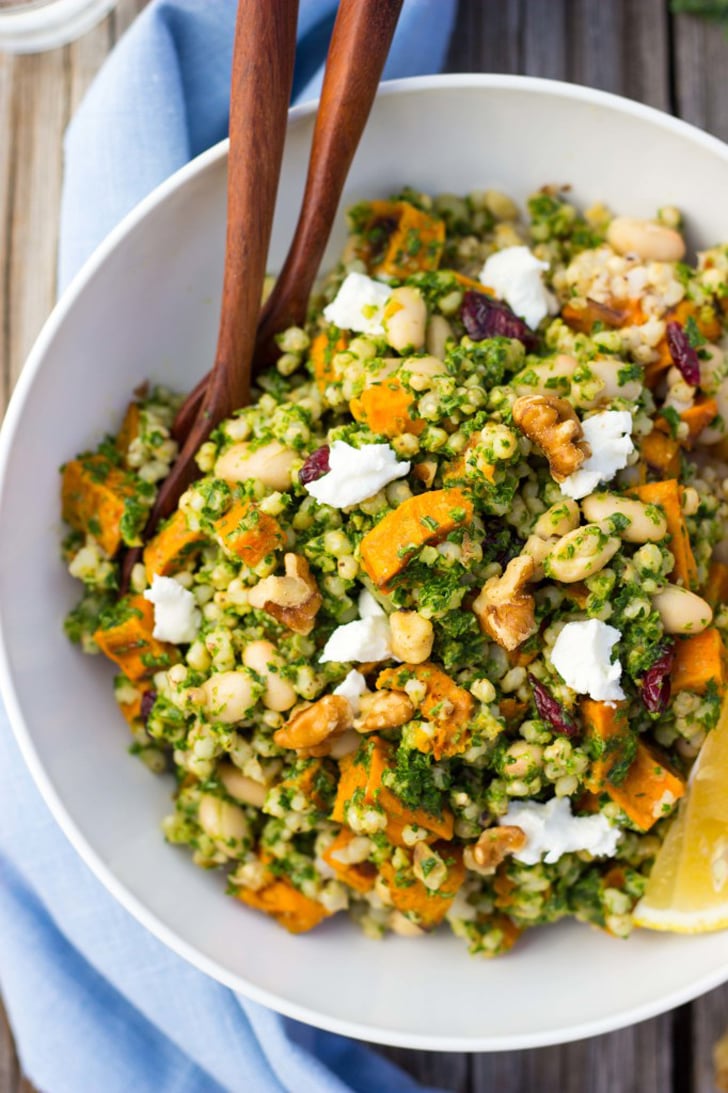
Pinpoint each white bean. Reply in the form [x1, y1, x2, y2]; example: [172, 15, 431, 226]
[218, 762, 267, 808]
[572, 357, 643, 410]
[198, 794, 250, 844]
[201, 670, 258, 723]
[581, 493, 667, 543]
[533, 499, 580, 539]
[545, 524, 621, 583]
[606, 216, 686, 262]
[243, 639, 297, 712]
[512, 354, 577, 398]
[426, 314, 453, 359]
[383, 286, 427, 353]
[215, 440, 296, 489]
[652, 586, 713, 634]
[399, 354, 447, 379]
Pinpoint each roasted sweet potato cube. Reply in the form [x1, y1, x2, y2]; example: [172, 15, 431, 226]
[704, 562, 728, 609]
[214, 501, 284, 565]
[331, 736, 454, 840]
[350, 378, 423, 438]
[638, 429, 681, 478]
[672, 629, 727, 696]
[115, 401, 142, 465]
[353, 199, 445, 278]
[61, 455, 138, 556]
[359, 488, 473, 589]
[582, 699, 685, 830]
[310, 331, 348, 392]
[606, 741, 685, 831]
[630, 479, 697, 588]
[378, 662, 474, 760]
[379, 843, 464, 927]
[237, 875, 331, 933]
[143, 509, 205, 582]
[279, 759, 336, 814]
[322, 829, 377, 893]
[93, 596, 178, 681]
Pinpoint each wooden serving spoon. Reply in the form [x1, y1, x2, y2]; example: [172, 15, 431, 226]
[140, 0, 299, 526]
[171, 0, 404, 445]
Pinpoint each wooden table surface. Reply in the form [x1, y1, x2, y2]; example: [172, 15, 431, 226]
[2, 1, 728, 1090]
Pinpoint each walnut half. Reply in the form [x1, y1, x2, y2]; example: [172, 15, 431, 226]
[512, 394, 590, 481]
[248, 553, 322, 635]
[472, 554, 537, 652]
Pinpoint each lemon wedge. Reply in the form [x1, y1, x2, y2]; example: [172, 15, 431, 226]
[633, 698, 728, 933]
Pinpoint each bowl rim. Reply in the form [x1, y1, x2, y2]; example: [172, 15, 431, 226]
[3, 73, 728, 1052]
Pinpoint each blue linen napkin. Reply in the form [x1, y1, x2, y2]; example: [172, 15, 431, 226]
[0, 2, 457, 1091]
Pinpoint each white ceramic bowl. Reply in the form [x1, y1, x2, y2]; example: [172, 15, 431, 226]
[3, 75, 728, 1052]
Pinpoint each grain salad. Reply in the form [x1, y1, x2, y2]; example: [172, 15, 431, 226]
[60, 186, 728, 954]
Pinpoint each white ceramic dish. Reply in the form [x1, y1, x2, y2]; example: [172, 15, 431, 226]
[2, 75, 728, 1052]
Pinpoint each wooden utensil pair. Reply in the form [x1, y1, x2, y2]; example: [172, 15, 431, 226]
[149, 0, 403, 531]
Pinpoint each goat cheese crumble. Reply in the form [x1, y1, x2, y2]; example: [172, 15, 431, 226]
[333, 669, 369, 714]
[144, 574, 201, 644]
[322, 271, 391, 335]
[559, 410, 634, 500]
[479, 245, 557, 329]
[500, 797, 620, 865]
[550, 618, 625, 702]
[320, 590, 392, 664]
[304, 440, 410, 509]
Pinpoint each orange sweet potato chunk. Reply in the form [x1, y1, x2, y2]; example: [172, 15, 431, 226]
[237, 876, 330, 933]
[607, 741, 685, 831]
[630, 479, 697, 588]
[582, 700, 685, 830]
[638, 430, 681, 478]
[321, 829, 377, 893]
[359, 488, 473, 589]
[350, 378, 424, 437]
[379, 844, 465, 927]
[581, 700, 632, 795]
[356, 200, 445, 278]
[94, 596, 178, 681]
[61, 456, 137, 557]
[672, 628, 727, 696]
[310, 331, 348, 392]
[115, 401, 142, 465]
[143, 509, 205, 582]
[377, 662, 474, 760]
[331, 735, 454, 841]
[214, 501, 285, 566]
[704, 561, 728, 609]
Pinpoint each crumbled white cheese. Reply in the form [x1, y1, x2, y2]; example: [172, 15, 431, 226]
[320, 589, 392, 664]
[333, 669, 369, 714]
[304, 440, 410, 509]
[499, 796, 620, 865]
[550, 618, 625, 701]
[143, 574, 201, 644]
[322, 271, 391, 335]
[479, 245, 558, 329]
[559, 410, 634, 500]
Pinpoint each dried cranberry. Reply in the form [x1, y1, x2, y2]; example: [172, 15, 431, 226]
[461, 291, 539, 351]
[666, 321, 700, 387]
[140, 689, 157, 723]
[640, 643, 675, 715]
[299, 445, 330, 486]
[528, 675, 578, 736]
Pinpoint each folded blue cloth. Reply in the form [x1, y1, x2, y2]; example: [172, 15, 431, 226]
[1, 2, 458, 1090]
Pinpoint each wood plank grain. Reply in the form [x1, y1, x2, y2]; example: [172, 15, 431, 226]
[673, 9, 728, 143]
[5, 49, 69, 389]
[371, 1046, 469, 1091]
[691, 985, 728, 1093]
[472, 1009, 674, 1093]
